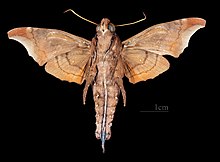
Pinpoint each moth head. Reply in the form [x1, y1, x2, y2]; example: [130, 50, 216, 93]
[96, 18, 116, 34]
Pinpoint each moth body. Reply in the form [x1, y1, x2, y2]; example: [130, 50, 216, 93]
[88, 18, 126, 152]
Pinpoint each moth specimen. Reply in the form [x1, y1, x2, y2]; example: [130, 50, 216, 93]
[7, 10, 206, 152]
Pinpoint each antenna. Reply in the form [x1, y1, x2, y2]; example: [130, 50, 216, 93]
[116, 12, 146, 27]
[64, 9, 98, 25]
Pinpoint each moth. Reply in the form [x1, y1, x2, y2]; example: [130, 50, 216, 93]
[7, 9, 205, 152]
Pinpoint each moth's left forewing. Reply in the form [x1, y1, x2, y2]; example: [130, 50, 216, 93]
[121, 17, 206, 83]
[8, 27, 92, 84]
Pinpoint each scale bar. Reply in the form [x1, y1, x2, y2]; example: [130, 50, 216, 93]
[140, 111, 169, 112]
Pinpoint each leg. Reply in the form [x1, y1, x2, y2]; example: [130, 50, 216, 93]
[83, 70, 97, 105]
[115, 78, 126, 107]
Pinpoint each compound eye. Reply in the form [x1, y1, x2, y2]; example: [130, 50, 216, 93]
[108, 23, 115, 32]
[96, 24, 100, 31]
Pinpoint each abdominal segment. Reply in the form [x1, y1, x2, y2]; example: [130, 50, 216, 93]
[93, 82, 120, 140]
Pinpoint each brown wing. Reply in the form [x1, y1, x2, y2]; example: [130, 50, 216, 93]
[121, 17, 206, 84]
[8, 27, 92, 84]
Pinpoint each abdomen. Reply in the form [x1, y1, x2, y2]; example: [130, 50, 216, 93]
[92, 62, 120, 140]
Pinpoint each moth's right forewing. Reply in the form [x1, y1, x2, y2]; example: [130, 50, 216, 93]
[122, 18, 206, 58]
[121, 18, 205, 84]
[8, 27, 92, 84]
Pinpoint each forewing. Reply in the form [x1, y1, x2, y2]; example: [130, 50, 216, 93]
[122, 17, 206, 83]
[8, 27, 92, 84]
